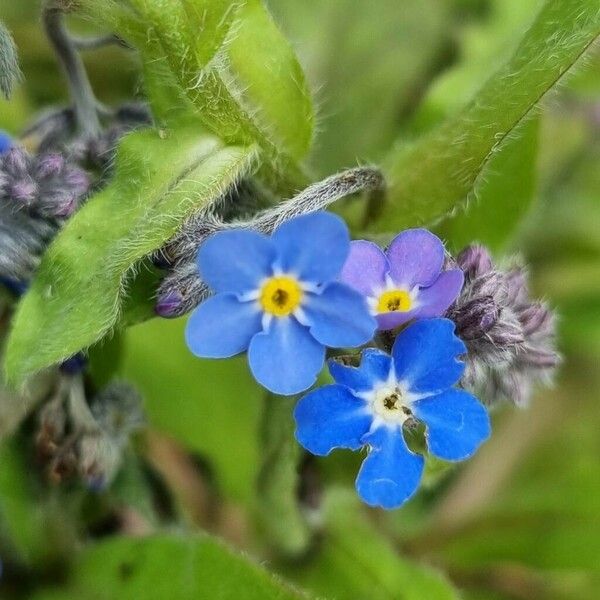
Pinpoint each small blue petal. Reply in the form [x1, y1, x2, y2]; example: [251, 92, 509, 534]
[294, 385, 372, 455]
[185, 294, 262, 358]
[248, 317, 325, 395]
[303, 282, 377, 348]
[328, 348, 392, 393]
[272, 212, 350, 283]
[0, 131, 13, 154]
[392, 318, 466, 394]
[413, 389, 491, 461]
[356, 426, 424, 509]
[198, 229, 276, 294]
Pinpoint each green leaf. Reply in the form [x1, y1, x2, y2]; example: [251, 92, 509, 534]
[0, 20, 22, 99]
[29, 534, 307, 600]
[5, 120, 257, 385]
[283, 489, 458, 600]
[436, 117, 539, 252]
[378, 0, 600, 231]
[78, 0, 314, 188]
[120, 318, 263, 504]
[269, 0, 449, 175]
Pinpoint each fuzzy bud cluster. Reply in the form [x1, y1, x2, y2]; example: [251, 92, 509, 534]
[38, 379, 144, 491]
[0, 146, 90, 285]
[448, 245, 560, 406]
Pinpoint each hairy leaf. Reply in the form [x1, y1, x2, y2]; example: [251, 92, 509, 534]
[77, 0, 313, 189]
[0, 21, 21, 99]
[378, 0, 600, 230]
[5, 120, 257, 385]
[29, 534, 307, 600]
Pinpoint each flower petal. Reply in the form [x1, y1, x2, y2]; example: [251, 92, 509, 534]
[375, 308, 419, 331]
[413, 389, 491, 461]
[415, 269, 464, 317]
[271, 212, 350, 283]
[185, 294, 262, 358]
[248, 317, 325, 395]
[392, 318, 466, 394]
[294, 385, 372, 455]
[328, 348, 392, 393]
[339, 240, 389, 296]
[386, 229, 445, 288]
[302, 282, 377, 347]
[198, 229, 276, 294]
[356, 426, 424, 509]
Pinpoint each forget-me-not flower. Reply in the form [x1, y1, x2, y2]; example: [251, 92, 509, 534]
[294, 318, 491, 509]
[339, 229, 464, 330]
[185, 212, 377, 395]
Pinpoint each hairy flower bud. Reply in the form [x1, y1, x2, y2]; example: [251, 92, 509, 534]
[448, 244, 559, 406]
[0, 147, 89, 218]
[455, 244, 493, 280]
[0, 146, 89, 285]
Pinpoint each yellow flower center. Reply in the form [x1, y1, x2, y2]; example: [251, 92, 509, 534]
[259, 276, 303, 316]
[376, 289, 412, 313]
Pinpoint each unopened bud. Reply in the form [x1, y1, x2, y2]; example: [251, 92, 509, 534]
[455, 245, 493, 279]
[452, 296, 499, 340]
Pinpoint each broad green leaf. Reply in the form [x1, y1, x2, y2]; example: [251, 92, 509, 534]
[378, 0, 600, 231]
[283, 489, 458, 600]
[5, 120, 257, 385]
[436, 117, 539, 252]
[29, 534, 307, 600]
[78, 0, 314, 188]
[120, 318, 263, 504]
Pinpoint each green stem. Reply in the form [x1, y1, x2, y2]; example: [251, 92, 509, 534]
[257, 393, 313, 558]
[43, 6, 101, 137]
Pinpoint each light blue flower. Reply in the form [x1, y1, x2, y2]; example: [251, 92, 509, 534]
[185, 212, 377, 395]
[294, 318, 491, 509]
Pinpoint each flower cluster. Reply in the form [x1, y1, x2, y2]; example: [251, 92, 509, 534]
[180, 210, 558, 508]
[0, 142, 90, 288]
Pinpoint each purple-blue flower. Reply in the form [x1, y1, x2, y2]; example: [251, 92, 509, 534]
[339, 229, 464, 330]
[294, 318, 491, 509]
[185, 212, 377, 395]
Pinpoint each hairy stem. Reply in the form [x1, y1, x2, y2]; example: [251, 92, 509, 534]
[257, 393, 313, 558]
[43, 6, 101, 137]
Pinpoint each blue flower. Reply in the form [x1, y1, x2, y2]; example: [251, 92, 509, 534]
[294, 318, 491, 509]
[0, 130, 12, 154]
[185, 212, 377, 395]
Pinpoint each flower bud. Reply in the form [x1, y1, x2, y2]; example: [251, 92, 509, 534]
[455, 245, 493, 280]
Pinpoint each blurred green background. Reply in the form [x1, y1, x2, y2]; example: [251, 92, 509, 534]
[1, 1, 599, 599]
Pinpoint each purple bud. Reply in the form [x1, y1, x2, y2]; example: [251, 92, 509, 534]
[456, 245, 493, 279]
[470, 271, 505, 301]
[518, 303, 552, 336]
[505, 268, 528, 305]
[155, 291, 183, 318]
[2, 147, 28, 173]
[453, 296, 499, 340]
[35, 153, 65, 178]
[9, 179, 37, 204]
[489, 319, 525, 347]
